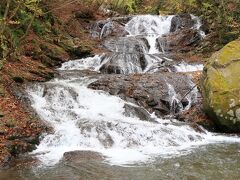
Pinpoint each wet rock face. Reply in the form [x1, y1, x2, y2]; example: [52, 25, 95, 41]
[158, 29, 202, 53]
[123, 104, 154, 122]
[201, 40, 240, 132]
[160, 14, 202, 54]
[103, 37, 149, 53]
[91, 16, 132, 39]
[99, 53, 146, 74]
[170, 14, 194, 32]
[100, 37, 149, 74]
[89, 73, 198, 117]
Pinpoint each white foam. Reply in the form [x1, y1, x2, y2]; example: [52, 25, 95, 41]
[59, 55, 105, 71]
[125, 15, 173, 37]
[174, 63, 204, 72]
[125, 15, 174, 54]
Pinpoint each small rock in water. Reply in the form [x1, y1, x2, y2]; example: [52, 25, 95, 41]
[62, 151, 104, 163]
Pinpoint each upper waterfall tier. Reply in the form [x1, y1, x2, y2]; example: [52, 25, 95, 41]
[90, 14, 205, 74]
[125, 15, 173, 37]
[125, 15, 174, 54]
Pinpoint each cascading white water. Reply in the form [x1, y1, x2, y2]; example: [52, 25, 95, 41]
[26, 15, 240, 167]
[190, 14, 206, 38]
[27, 58, 240, 167]
[167, 83, 184, 113]
[125, 15, 174, 54]
[174, 63, 204, 72]
[60, 55, 204, 73]
[59, 55, 105, 71]
[166, 80, 198, 113]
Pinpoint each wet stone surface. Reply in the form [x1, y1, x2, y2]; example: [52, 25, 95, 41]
[89, 72, 199, 117]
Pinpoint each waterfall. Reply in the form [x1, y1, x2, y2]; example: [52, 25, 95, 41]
[88, 15, 206, 74]
[26, 15, 240, 167]
[190, 14, 206, 38]
[167, 83, 184, 113]
[27, 70, 240, 166]
[27, 58, 240, 167]
[27, 76, 205, 166]
[125, 15, 174, 54]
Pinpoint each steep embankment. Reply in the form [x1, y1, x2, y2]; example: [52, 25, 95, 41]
[0, 1, 103, 168]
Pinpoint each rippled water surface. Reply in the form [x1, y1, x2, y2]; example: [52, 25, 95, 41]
[0, 143, 240, 180]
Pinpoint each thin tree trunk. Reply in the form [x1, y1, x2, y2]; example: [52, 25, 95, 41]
[0, 0, 11, 35]
[0, 0, 11, 60]
[15, 0, 40, 57]
[3, 0, 11, 20]
[9, 1, 21, 20]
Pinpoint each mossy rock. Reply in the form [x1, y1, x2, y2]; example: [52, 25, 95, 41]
[75, 11, 94, 19]
[69, 45, 92, 58]
[40, 43, 69, 62]
[57, 39, 75, 52]
[56, 38, 92, 58]
[12, 76, 24, 83]
[201, 40, 240, 132]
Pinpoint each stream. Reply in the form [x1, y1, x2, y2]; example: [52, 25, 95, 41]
[1, 14, 239, 179]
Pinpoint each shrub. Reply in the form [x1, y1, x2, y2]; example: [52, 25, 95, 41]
[32, 19, 46, 36]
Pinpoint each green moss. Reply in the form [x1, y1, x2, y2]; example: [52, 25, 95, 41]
[32, 19, 46, 36]
[218, 41, 240, 65]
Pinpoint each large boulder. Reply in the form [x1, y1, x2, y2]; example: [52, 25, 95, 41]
[201, 40, 240, 132]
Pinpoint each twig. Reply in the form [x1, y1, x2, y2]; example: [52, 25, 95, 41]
[43, 0, 79, 14]
[179, 84, 198, 103]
